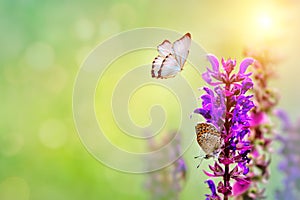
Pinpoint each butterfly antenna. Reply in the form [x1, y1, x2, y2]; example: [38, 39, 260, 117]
[196, 157, 204, 168]
[194, 155, 205, 168]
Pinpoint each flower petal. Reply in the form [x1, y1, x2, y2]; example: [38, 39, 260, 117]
[239, 58, 254, 74]
[202, 71, 213, 84]
[250, 111, 269, 127]
[203, 170, 220, 177]
[233, 178, 251, 196]
[205, 179, 217, 195]
[207, 54, 220, 72]
[241, 77, 253, 94]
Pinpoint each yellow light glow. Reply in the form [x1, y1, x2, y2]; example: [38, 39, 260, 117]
[258, 14, 273, 30]
[249, 9, 282, 41]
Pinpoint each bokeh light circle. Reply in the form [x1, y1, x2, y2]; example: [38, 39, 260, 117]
[73, 28, 207, 173]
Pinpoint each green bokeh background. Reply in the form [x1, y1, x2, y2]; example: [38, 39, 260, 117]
[1, 0, 300, 199]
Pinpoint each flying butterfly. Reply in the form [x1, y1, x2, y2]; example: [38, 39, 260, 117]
[151, 33, 191, 79]
[194, 122, 223, 168]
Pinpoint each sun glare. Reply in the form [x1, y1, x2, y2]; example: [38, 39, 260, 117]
[249, 9, 281, 41]
[258, 13, 273, 31]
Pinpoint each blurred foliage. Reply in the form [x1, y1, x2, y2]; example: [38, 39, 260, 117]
[0, 0, 300, 199]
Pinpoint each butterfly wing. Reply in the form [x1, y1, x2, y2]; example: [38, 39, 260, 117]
[157, 54, 181, 79]
[195, 123, 222, 156]
[200, 133, 222, 155]
[152, 33, 191, 79]
[151, 56, 164, 78]
[173, 33, 191, 69]
[157, 40, 173, 57]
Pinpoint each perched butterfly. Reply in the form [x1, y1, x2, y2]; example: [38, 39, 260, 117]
[194, 122, 223, 168]
[151, 33, 191, 79]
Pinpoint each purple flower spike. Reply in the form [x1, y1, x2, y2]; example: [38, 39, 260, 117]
[275, 109, 291, 131]
[145, 132, 187, 200]
[195, 54, 255, 199]
[175, 158, 187, 179]
[276, 111, 300, 200]
[205, 180, 221, 200]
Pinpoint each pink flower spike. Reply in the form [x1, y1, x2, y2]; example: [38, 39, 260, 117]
[233, 178, 251, 196]
[250, 111, 269, 127]
[239, 58, 254, 74]
[207, 54, 220, 72]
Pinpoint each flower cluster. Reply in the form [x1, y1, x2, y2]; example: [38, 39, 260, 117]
[275, 110, 300, 200]
[194, 54, 255, 199]
[236, 49, 280, 199]
[144, 132, 187, 200]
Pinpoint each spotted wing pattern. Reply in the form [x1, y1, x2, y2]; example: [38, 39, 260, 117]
[151, 56, 164, 78]
[195, 123, 222, 156]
